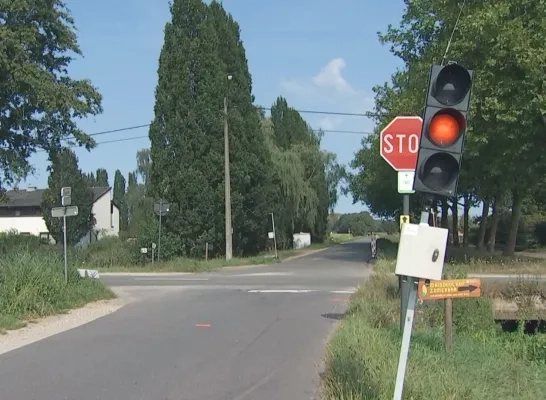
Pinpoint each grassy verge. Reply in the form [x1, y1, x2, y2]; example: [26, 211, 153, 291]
[0, 246, 115, 333]
[321, 259, 546, 399]
[377, 235, 546, 275]
[93, 233, 359, 273]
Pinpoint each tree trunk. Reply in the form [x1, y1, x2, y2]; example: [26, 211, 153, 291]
[487, 198, 501, 252]
[451, 200, 459, 246]
[441, 200, 449, 228]
[463, 194, 470, 248]
[502, 189, 523, 256]
[476, 199, 490, 251]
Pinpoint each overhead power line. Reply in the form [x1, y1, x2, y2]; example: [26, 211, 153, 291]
[259, 107, 372, 118]
[31, 105, 375, 152]
[62, 106, 374, 140]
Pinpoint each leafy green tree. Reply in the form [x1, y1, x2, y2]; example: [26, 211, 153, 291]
[325, 153, 347, 214]
[95, 168, 109, 186]
[376, 0, 546, 255]
[264, 98, 331, 245]
[149, 0, 226, 258]
[113, 170, 128, 230]
[135, 149, 152, 189]
[209, 0, 277, 255]
[1, 1, 102, 190]
[41, 149, 95, 245]
[332, 212, 376, 236]
[83, 172, 97, 186]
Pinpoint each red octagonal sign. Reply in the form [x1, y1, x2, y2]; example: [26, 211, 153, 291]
[380, 116, 423, 171]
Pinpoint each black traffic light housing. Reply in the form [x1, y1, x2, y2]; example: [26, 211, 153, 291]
[413, 62, 474, 198]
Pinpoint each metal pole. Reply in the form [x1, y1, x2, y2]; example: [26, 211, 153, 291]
[393, 198, 433, 400]
[400, 194, 411, 331]
[63, 214, 68, 283]
[271, 213, 278, 259]
[224, 95, 233, 260]
[158, 200, 162, 262]
[393, 278, 418, 400]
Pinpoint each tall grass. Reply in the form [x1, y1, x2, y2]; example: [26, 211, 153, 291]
[0, 233, 114, 332]
[321, 260, 546, 399]
[75, 232, 356, 272]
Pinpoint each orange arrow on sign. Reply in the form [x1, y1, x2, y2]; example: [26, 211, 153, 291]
[418, 278, 481, 300]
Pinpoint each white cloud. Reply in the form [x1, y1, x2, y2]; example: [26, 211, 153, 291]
[312, 58, 355, 94]
[280, 57, 374, 131]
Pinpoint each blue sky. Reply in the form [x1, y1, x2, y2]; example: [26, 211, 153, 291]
[22, 0, 408, 214]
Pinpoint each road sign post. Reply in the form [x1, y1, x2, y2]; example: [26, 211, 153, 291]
[154, 199, 170, 262]
[380, 116, 423, 333]
[393, 200, 448, 400]
[52, 189, 78, 284]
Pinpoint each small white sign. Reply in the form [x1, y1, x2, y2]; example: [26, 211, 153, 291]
[398, 171, 415, 194]
[268, 231, 274, 239]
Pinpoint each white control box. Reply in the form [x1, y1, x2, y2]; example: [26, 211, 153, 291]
[394, 223, 449, 281]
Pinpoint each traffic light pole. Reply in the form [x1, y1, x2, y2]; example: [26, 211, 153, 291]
[400, 194, 411, 332]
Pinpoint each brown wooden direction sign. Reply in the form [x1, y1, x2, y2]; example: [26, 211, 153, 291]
[418, 278, 481, 300]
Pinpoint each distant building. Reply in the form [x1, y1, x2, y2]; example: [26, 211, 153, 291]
[0, 186, 119, 245]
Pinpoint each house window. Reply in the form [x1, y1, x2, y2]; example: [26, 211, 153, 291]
[15, 210, 21, 217]
[39, 232, 50, 244]
[110, 202, 114, 228]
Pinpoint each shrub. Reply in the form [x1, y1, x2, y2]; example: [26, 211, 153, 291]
[0, 246, 114, 330]
[73, 236, 137, 268]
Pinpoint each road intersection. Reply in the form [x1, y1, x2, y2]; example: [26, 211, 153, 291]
[0, 239, 371, 400]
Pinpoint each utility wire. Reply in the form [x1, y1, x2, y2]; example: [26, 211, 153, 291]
[441, 0, 467, 65]
[30, 105, 375, 152]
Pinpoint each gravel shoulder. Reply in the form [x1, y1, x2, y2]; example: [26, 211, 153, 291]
[0, 285, 193, 356]
[0, 294, 125, 356]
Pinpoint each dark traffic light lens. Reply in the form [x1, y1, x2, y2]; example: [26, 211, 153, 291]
[419, 153, 459, 191]
[433, 64, 472, 106]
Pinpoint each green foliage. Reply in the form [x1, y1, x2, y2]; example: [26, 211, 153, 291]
[41, 149, 95, 245]
[95, 168, 109, 186]
[0, 0, 102, 189]
[347, 0, 546, 256]
[113, 170, 128, 230]
[264, 97, 330, 247]
[332, 212, 376, 236]
[322, 261, 546, 399]
[0, 232, 114, 331]
[146, 0, 334, 257]
[148, 0, 228, 258]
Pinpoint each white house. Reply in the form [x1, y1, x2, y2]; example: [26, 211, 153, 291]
[0, 186, 120, 245]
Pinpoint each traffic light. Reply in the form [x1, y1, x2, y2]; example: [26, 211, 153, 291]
[413, 62, 474, 198]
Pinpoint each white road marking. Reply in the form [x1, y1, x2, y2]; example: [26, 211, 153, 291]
[232, 272, 294, 277]
[133, 277, 209, 281]
[101, 272, 194, 277]
[247, 289, 356, 294]
[248, 289, 314, 293]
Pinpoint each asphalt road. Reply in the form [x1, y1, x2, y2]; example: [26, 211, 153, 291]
[0, 239, 371, 400]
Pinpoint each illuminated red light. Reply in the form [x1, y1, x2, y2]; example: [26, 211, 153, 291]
[429, 114, 459, 146]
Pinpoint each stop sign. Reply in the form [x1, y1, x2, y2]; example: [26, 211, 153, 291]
[380, 116, 423, 171]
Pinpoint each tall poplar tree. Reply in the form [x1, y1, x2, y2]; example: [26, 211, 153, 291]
[208, 1, 275, 255]
[113, 170, 128, 230]
[149, 0, 226, 257]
